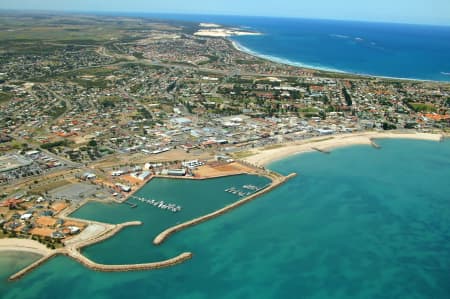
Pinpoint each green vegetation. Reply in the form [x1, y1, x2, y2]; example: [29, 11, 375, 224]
[309, 137, 334, 143]
[342, 87, 352, 106]
[40, 139, 71, 149]
[382, 122, 397, 130]
[132, 52, 144, 59]
[0, 91, 13, 103]
[70, 66, 118, 77]
[50, 100, 67, 119]
[31, 235, 64, 249]
[198, 55, 219, 65]
[138, 107, 153, 119]
[235, 59, 263, 65]
[99, 96, 121, 108]
[299, 107, 319, 113]
[232, 151, 256, 159]
[409, 103, 437, 113]
[0, 229, 6, 239]
[88, 139, 98, 147]
[263, 144, 284, 150]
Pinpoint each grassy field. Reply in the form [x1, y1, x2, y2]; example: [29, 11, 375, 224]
[409, 103, 437, 113]
[263, 144, 284, 150]
[232, 151, 256, 159]
[0, 13, 190, 45]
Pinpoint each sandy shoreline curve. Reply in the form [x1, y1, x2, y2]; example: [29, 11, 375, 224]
[0, 238, 53, 256]
[243, 131, 444, 167]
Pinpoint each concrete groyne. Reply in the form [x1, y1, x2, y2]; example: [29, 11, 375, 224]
[9, 252, 59, 281]
[311, 147, 331, 154]
[369, 138, 382, 149]
[153, 172, 297, 245]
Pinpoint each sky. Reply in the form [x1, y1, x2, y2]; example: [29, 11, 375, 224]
[1, 0, 450, 26]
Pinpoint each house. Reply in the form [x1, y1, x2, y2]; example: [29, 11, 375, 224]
[82, 172, 97, 180]
[20, 213, 33, 221]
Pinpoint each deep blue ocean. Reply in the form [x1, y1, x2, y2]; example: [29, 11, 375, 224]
[102, 13, 450, 81]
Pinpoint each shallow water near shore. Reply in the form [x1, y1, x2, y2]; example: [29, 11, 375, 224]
[0, 251, 41, 293]
[1, 139, 449, 299]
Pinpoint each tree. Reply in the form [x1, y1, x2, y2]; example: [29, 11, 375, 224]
[382, 122, 396, 130]
[88, 139, 97, 147]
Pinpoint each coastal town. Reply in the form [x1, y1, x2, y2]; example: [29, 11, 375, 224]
[0, 13, 449, 279]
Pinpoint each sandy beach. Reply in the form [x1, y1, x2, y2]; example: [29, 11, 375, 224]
[0, 238, 53, 256]
[194, 28, 261, 37]
[243, 131, 444, 166]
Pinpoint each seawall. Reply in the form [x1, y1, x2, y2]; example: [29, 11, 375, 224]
[64, 250, 193, 273]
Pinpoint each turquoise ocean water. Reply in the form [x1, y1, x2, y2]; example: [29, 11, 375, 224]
[1, 139, 449, 299]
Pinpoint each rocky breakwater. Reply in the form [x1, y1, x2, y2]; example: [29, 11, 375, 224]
[153, 172, 297, 245]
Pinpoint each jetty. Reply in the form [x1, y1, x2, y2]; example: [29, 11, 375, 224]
[130, 196, 181, 213]
[370, 138, 382, 149]
[9, 252, 60, 281]
[311, 147, 331, 154]
[123, 201, 138, 208]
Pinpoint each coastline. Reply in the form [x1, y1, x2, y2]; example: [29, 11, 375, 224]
[0, 238, 53, 256]
[230, 39, 346, 75]
[229, 38, 450, 83]
[242, 131, 444, 167]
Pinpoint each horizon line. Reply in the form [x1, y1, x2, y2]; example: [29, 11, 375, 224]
[1, 8, 450, 28]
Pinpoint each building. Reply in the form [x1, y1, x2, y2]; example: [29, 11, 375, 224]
[131, 171, 152, 181]
[0, 155, 33, 174]
[167, 169, 187, 176]
[182, 160, 204, 169]
[115, 183, 131, 192]
[82, 172, 97, 180]
[20, 213, 33, 221]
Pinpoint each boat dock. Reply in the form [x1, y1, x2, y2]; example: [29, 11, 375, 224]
[225, 184, 268, 197]
[131, 196, 181, 213]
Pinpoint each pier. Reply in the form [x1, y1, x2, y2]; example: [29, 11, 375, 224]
[130, 196, 181, 213]
[225, 184, 270, 197]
